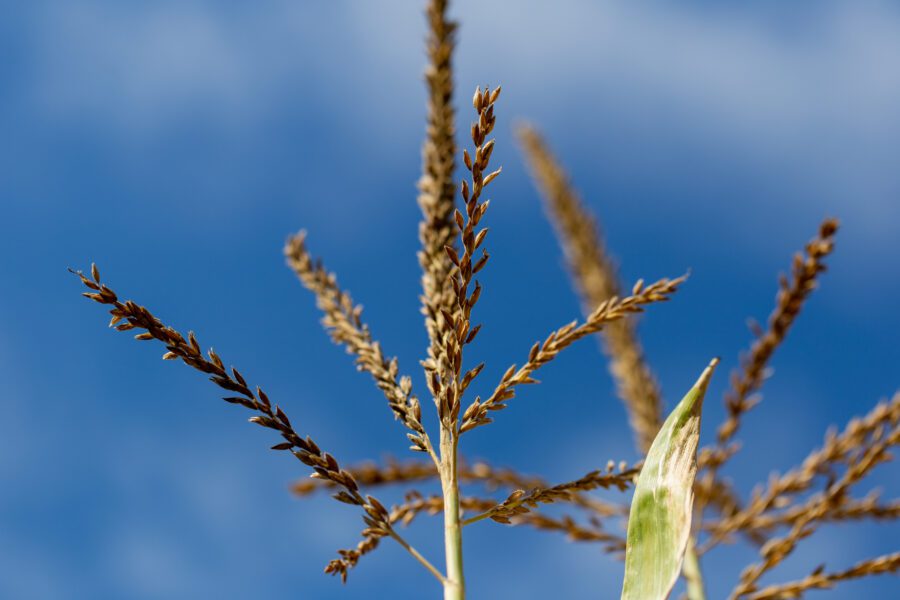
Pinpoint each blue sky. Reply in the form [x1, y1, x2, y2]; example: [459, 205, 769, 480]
[2, 1, 898, 598]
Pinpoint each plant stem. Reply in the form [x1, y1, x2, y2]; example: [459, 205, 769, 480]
[461, 497, 525, 527]
[460, 511, 491, 527]
[682, 539, 707, 600]
[387, 529, 447, 585]
[439, 425, 465, 600]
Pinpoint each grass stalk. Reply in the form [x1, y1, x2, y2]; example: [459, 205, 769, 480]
[440, 427, 465, 600]
[683, 541, 707, 600]
[388, 530, 447, 585]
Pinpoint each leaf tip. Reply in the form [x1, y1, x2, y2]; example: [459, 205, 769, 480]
[695, 357, 720, 393]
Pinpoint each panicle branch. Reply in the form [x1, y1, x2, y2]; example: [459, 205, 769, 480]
[715, 218, 840, 455]
[72, 265, 438, 584]
[727, 394, 899, 597]
[402, 492, 626, 553]
[706, 392, 899, 553]
[695, 219, 840, 555]
[349, 491, 625, 555]
[325, 534, 384, 583]
[418, 0, 460, 369]
[462, 461, 640, 525]
[424, 85, 502, 429]
[731, 438, 897, 597]
[517, 124, 664, 454]
[328, 477, 626, 586]
[708, 491, 900, 536]
[515, 512, 626, 554]
[285, 233, 433, 457]
[292, 457, 628, 517]
[460, 275, 685, 433]
[293, 457, 542, 496]
[742, 552, 900, 600]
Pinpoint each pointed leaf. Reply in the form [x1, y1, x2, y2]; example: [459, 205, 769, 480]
[621, 358, 719, 600]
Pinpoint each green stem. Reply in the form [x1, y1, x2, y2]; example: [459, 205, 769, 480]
[461, 497, 525, 527]
[440, 426, 465, 600]
[682, 539, 707, 600]
[387, 529, 446, 585]
[460, 512, 491, 527]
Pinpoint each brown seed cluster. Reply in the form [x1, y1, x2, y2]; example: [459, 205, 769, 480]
[326, 533, 383, 583]
[743, 552, 900, 600]
[517, 512, 626, 554]
[730, 395, 898, 598]
[716, 218, 840, 451]
[468, 462, 640, 525]
[707, 393, 899, 554]
[712, 491, 900, 537]
[395, 492, 626, 553]
[695, 218, 838, 516]
[292, 456, 629, 520]
[336, 490, 626, 563]
[292, 458, 543, 496]
[721, 398, 899, 595]
[461, 275, 685, 433]
[285, 232, 431, 455]
[517, 124, 664, 454]
[70, 265, 399, 566]
[417, 0, 459, 372]
[423, 85, 501, 429]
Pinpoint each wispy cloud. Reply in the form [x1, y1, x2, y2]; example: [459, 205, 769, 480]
[20, 0, 900, 233]
[29, 1, 900, 142]
[31, 3, 277, 131]
[456, 0, 900, 224]
[25, 1, 422, 137]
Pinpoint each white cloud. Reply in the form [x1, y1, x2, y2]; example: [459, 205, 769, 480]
[18, 0, 900, 237]
[27, 1, 900, 137]
[33, 3, 251, 131]
[26, 1, 900, 183]
[457, 1, 900, 194]
[27, 1, 423, 136]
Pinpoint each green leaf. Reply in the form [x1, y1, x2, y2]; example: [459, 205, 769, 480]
[620, 358, 719, 600]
